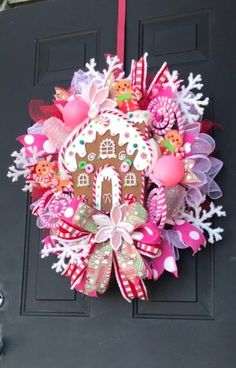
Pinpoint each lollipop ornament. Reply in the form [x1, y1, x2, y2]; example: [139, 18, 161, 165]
[147, 94, 184, 136]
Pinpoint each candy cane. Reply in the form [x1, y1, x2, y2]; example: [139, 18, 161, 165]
[59, 119, 89, 188]
[147, 96, 184, 136]
[93, 165, 122, 210]
[147, 174, 167, 229]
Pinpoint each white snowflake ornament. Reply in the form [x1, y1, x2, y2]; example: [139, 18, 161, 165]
[41, 237, 92, 274]
[180, 197, 226, 244]
[7, 146, 49, 191]
[175, 73, 209, 123]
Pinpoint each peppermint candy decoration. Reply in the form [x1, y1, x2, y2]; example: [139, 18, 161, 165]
[37, 190, 71, 229]
[148, 96, 184, 136]
[124, 193, 136, 205]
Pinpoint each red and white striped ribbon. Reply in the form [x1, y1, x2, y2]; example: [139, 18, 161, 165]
[136, 242, 160, 258]
[131, 53, 148, 95]
[113, 256, 147, 302]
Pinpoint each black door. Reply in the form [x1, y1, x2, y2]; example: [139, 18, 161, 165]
[0, 1, 235, 367]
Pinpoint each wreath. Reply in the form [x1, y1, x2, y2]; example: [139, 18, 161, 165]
[8, 54, 225, 302]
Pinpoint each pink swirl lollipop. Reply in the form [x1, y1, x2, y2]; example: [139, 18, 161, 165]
[37, 190, 71, 229]
[147, 96, 184, 136]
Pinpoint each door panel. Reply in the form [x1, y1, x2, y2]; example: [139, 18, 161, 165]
[0, 0, 235, 367]
[125, 1, 235, 366]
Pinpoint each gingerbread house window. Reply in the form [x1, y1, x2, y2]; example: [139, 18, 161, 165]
[124, 173, 137, 187]
[77, 173, 90, 187]
[99, 139, 116, 159]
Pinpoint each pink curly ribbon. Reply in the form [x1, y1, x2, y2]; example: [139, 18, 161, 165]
[147, 174, 167, 229]
[148, 96, 184, 136]
[37, 190, 71, 229]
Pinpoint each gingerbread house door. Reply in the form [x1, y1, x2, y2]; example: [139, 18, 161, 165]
[94, 166, 121, 212]
[0, 1, 235, 368]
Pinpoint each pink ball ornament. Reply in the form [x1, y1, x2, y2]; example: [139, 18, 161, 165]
[62, 97, 89, 130]
[152, 155, 185, 187]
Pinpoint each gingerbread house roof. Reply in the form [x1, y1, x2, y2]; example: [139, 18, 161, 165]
[59, 109, 153, 175]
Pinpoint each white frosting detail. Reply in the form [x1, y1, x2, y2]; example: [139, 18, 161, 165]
[61, 109, 152, 173]
[88, 152, 96, 161]
[118, 151, 126, 160]
[94, 166, 121, 210]
[126, 110, 152, 125]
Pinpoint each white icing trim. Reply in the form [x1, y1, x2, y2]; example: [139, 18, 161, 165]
[60, 109, 152, 173]
[94, 166, 121, 210]
[126, 110, 151, 125]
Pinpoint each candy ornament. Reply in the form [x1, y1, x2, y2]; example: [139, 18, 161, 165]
[113, 79, 140, 113]
[152, 155, 185, 187]
[85, 163, 94, 174]
[120, 161, 131, 173]
[148, 94, 184, 136]
[43, 117, 70, 150]
[58, 96, 89, 130]
[162, 129, 183, 154]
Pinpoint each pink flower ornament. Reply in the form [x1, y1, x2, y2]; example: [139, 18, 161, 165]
[86, 81, 117, 119]
[93, 205, 134, 251]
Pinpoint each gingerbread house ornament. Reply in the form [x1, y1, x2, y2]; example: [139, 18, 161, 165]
[60, 109, 152, 212]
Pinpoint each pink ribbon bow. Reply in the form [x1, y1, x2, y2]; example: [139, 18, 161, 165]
[44, 198, 161, 302]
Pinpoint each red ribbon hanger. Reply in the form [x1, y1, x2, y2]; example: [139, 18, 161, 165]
[116, 0, 126, 64]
